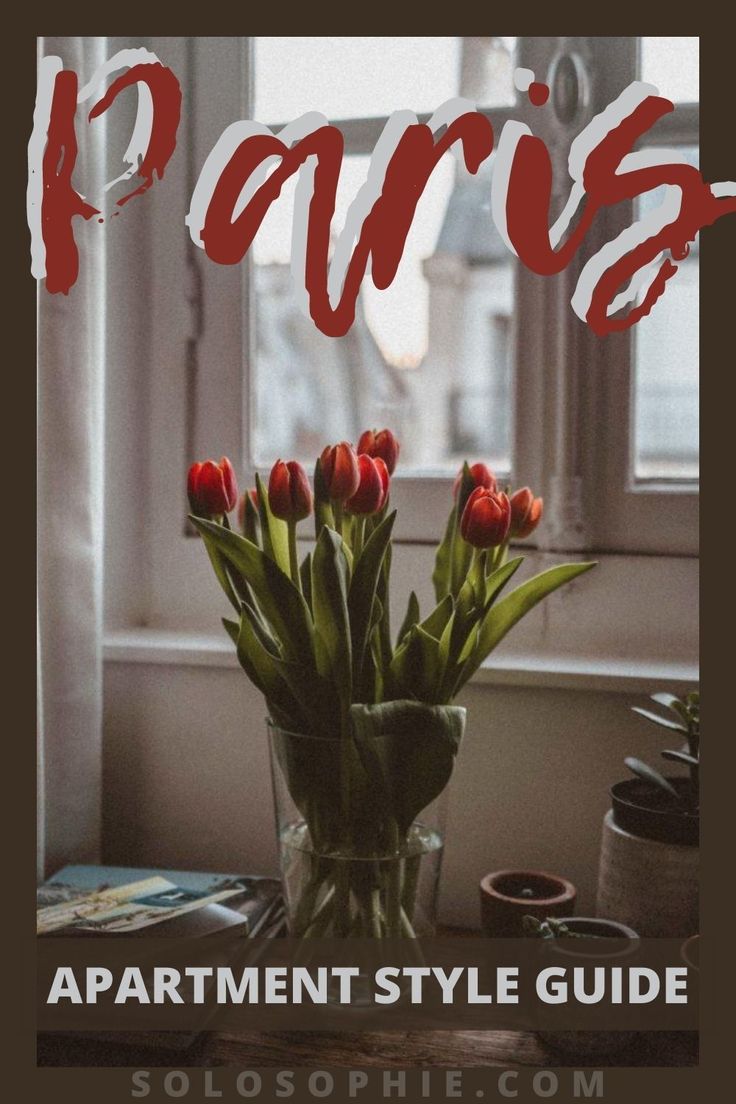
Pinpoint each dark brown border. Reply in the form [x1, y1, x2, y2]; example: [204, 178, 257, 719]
[11, 28, 729, 1104]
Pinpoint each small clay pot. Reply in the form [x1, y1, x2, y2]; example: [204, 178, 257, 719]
[536, 916, 639, 1060]
[479, 869, 576, 937]
[611, 778, 699, 845]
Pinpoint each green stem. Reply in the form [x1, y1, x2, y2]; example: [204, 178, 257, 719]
[387, 851, 402, 939]
[353, 516, 365, 562]
[288, 520, 302, 593]
[470, 547, 486, 602]
[369, 889, 383, 938]
[301, 887, 336, 938]
[292, 860, 328, 937]
[333, 862, 351, 937]
[333, 501, 344, 540]
[400, 906, 418, 939]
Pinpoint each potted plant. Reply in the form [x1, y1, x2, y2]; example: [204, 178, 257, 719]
[188, 435, 595, 938]
[523, 914, 640, 1060]
[596, 692, 699, 938]
[479, 870, 576, 936]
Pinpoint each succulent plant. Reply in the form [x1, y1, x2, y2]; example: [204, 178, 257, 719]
[522, 915, 582, 939]
[626, 691, 699, 808]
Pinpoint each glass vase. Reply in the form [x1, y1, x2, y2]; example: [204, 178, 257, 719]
[268, 721, 449, 938]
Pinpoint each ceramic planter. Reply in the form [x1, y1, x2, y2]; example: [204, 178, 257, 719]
[610, 778, 698, 845]
[534, 916, 640, 1061]
[596, 778, 699, 938]
[479, 870, 576, 937]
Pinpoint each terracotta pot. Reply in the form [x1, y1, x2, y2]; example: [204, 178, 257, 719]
[479, 869, 576, 937]
[596, 809, 698, 937]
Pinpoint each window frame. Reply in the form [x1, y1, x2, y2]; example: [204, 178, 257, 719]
[113, 35, 699, 636]
[587, 36, 699, 555]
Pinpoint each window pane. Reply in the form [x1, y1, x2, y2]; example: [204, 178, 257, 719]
[254, 37, 517, 123]
[640, 38, 699, 103]
[633, 147, 699, 482]
[252, 40, 516, 476]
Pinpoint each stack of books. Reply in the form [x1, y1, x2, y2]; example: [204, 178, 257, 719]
[37, 864, 285, 938]
[37, 864, 285, 1057]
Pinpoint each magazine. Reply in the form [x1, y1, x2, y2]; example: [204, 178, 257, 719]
[37, 865, 284, 936]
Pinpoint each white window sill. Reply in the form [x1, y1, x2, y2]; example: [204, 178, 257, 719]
[103, 629, 698, 695]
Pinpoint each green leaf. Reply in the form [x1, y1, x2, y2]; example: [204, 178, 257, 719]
[457, 622, 479, 666]
[254, 471, 290, 575]
[387, 624, 443, 702]
[375, 539, 393, 671]
[484, 556, 524, 608]
[432, 505, 457, 603]
[235, 608, 281, 697]
[269, 654, 340, 737]
[311, 526, 352, 694]
[448, 464, 478, 596]
[650, 692, 683, 711]
[242, 493, 261, 546]
[438, 611, 457, 688]
[222, 617, 240, 646]
[624, 756, 680, 799]
[192, 517, 314, 663]
[269, 725, 347, 849]
[444, 557, 524, 688]
[300, 551, 313, 612]
[631, 707, 687, 734]
[348, 510, 396, 693]
[455, 561, 597, 693]
[196, 528, 240, 612]
[397, 591, 420, 649]
[430, 466, 477, 603]
[313, 458, 335, 538]
[350, 701, 466, 835]
[451, 531, 474, 600]
[661, 749, 699, 767]
[419, 593, 454, 640]
[240, 598, 281, 656]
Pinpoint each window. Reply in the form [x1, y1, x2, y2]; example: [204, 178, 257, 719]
[124, 36, 699, 634]
[633, 146, 699, 481]
[591, 36, 699, 553]
[251, 37, 518, 476]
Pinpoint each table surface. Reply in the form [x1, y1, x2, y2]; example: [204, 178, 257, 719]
[38, 1028, 696, 1068]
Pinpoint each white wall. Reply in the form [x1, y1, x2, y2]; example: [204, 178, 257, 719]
[102, 659, 691, 928]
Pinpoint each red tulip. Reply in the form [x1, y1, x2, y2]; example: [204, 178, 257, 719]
[320, 441, 360, 502]
[268, 460, 313, 522]
[187, 457, 238, 518]
[357, 428, 400, 475]
[460, 487, 511, 549]
[346, 454, 389, 515]
[509, 487, 544, 538]
[453, 461, 497, 499]
[374, 457, 390, 509]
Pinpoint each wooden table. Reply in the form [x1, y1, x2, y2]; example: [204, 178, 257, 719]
[38, 1028, 696, 1068]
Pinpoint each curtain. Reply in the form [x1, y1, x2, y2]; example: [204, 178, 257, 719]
[37, 37, 107, 878]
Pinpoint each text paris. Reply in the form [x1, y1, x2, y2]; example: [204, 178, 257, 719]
[28, 47, 736, 336]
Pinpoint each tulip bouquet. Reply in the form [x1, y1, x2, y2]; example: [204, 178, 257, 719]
[188, 434, 594, 937]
